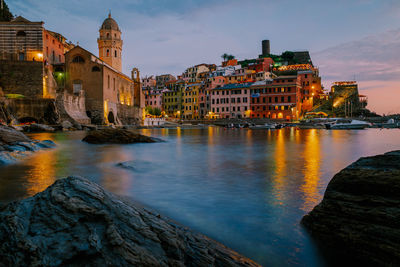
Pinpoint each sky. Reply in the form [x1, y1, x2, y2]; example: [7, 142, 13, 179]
[7, 0, 400, 114]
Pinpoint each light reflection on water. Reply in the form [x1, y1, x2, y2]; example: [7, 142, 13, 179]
[1, 128, 400, 266]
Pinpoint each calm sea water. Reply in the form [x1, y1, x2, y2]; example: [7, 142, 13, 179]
[1, 127, 399, 266]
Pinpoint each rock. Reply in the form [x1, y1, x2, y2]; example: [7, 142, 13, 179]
[72, 121, 82, 130]
[0, 176, 259, 267]
[3, 144, 26, 152]
[0, 125, 31, 144]
[117, 160, 160, 173]
[35, 140, 56, 148]
[61, 120, 73, 130]
[23, 123, 55, 132]
[302, 150, 400, 266]
[82, 128, 161, 144]
[0, 151, 17, 165]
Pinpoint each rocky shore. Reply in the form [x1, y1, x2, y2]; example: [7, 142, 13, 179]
[82, 128, 162, 144]
[302, 150, 400, 266]
[0, 176, 259, 266]
[0, 125, 55, 165]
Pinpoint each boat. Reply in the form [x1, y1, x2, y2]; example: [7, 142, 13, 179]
[249, 123, 282, 129]
[373, 119, 400, 129]
[325, 119, 371, 130]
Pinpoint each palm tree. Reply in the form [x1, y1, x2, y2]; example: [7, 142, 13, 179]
[221, 53, 228, 62]
[227, 54, 235, 60]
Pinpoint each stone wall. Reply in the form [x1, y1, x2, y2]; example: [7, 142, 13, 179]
[7, 98, 60, 124]
[0, 60, 44, 98]
[56, 90, 90, 124]
[117, 104, 142, 125]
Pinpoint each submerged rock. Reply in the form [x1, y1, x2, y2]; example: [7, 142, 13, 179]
[82, 128, 161, 144]
[302, 150, 400, 266]
[0, 176, 259, 267]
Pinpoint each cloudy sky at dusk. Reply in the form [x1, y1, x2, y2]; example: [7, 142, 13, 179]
[8, 0, 400, 114]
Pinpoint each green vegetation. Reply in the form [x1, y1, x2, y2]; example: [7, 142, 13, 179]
[221, 53, 235, 62]
[145, 106, 161, 116]
[0, 0, 13, 22]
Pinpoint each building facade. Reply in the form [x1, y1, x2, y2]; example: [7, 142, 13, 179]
[64, 14, 143, 125]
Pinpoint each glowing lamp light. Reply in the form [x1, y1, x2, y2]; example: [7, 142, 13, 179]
[37, 53, 43, 59]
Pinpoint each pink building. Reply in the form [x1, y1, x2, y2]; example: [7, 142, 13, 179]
[210, 83, 252, 119]
[144, 89, 164, 111]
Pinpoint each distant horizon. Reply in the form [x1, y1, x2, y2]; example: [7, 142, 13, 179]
[7, 0, 400, 115]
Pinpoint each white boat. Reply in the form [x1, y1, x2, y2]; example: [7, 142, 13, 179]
[373, 119, 400, 129]
[249, 123, 281, 129]
[325, 119, 371, 130]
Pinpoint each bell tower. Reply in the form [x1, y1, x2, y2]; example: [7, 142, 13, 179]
[97, 12, 123, 72]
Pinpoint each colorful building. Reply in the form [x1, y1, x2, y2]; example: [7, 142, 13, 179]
[249, 76, 301, 120]
[210, 83, 251, 119]
[182, 83, 200, 119]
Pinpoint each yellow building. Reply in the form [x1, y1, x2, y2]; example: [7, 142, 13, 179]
[182, 83, 200, 119]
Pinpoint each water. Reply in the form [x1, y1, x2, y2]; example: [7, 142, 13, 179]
[1, 127, 399, 266]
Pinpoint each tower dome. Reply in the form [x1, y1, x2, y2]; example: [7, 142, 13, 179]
[100, 12, 120, 32]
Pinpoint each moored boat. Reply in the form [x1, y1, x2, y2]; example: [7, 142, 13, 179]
[325, 119, 371, 130]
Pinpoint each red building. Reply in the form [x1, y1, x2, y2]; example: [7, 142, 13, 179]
[249, 75, 302, 120]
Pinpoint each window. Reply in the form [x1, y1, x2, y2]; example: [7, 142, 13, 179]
[222, 107, 224, 112]
[115, 50, 117, 57]
[92, 66, 101, 72]
[18, 52, 25, 61]
[237, 97, 241, 103]
[107, 75, 110, 88]
[281, 96, 284, 102]
[269, 97, 272, 102]
[107, 33, 110, 38]
[275, 97, 278, 102]
[288, 96, 291, 102]
[72, 55, 85, 63]
[243, 97, 247, 103]
[238, 106, 241, 111]
[217, 108, 219, 112]
[59, 55, 61, 62]
[73, 80, 82, 94]
[113, 78, 116, 91]
[106, 49, 110, 57]
[16, 31, 26, 37]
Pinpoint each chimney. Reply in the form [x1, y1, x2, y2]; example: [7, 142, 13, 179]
[262, 40, 270, 56]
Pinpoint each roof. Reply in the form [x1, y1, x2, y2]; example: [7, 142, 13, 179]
[66, 46, 132, 82]
[214, 82, 254, 90]
[100, 13, 120, 31]
[0, 16, 43, 25]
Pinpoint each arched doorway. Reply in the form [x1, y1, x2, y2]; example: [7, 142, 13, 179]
[108, 111, 115, 124]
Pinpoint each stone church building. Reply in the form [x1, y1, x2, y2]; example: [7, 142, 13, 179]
[64, 13, 144, 125]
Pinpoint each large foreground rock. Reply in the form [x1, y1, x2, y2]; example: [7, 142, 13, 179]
[0, 176, 259, 267]
[302, 151, 400, 266]
[82, 128, 160, 144]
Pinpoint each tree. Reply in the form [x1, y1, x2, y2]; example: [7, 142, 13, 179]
[153, 108, 161, 116]
[145, 106, 153, 115]
[221, 53, 228, 62]
[227, 54, 235, 60]
[0, 0, 13, 22]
